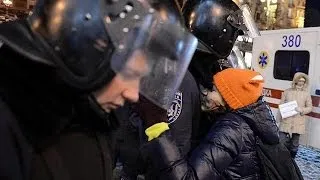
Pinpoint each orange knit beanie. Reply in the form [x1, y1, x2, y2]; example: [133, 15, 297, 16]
[213, 68, 264, 110]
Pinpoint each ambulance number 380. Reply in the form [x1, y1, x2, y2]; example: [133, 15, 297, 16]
[282, 35, 301, 47]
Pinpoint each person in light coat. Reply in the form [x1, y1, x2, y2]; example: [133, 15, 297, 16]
[279, 72, 313, 158]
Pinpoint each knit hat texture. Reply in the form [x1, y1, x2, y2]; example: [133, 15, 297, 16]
[213, 68, 264, 110]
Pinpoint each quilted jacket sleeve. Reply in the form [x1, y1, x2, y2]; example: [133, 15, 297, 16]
[141, 114, 243, 180]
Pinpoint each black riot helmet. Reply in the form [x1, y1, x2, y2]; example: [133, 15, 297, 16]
[148, 0, 184, 25]
[182, 0, 259, 89]
[26, 0, 198, 109]
[183, 0, 242, 58]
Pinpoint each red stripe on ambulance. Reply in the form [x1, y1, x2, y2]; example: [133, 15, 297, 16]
[263, 88, 320, 119]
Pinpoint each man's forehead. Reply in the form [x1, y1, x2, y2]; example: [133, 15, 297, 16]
[124, 50, 150, 75]
[127, 51, 147, 67]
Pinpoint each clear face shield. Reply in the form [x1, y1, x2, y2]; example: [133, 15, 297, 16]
[107, 12, 198, 110]
[227, 4, 261, 38]
[226, 46, 248, 69]
[212, 46, 247, 71]
[224, 4, 260, 69]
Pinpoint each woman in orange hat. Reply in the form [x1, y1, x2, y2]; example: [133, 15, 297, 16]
[137, 68, 280, 180]
[134, 0, 281, 179]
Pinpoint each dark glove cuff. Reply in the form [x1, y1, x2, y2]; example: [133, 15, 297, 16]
[140, 131, 182, 171]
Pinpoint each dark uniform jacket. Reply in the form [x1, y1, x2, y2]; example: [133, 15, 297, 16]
[113, 70, 201, 179]
[0, 20, 116, 180]
[141, 98, 280, 180]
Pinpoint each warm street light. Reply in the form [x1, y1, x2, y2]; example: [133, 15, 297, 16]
[3, 0, 12, 6]
[2, 0, 13, 16]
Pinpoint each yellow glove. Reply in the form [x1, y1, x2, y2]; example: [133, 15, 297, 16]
[145, 122, 169, 141]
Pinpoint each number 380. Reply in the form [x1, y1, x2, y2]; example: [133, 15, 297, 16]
[282, 35, 301, 47]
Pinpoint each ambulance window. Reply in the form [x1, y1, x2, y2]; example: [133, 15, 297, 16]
[273, 50, 310, 81]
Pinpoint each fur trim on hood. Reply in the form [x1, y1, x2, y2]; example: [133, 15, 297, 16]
[292, 72, 309, 90]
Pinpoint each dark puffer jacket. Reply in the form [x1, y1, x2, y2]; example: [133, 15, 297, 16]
[142, 97, 279, 180]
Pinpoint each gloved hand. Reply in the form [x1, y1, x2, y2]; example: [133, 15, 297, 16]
[295, 107, 303, 113]
[134, 95, 168, 128]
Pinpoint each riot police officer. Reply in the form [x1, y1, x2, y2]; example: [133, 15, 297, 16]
[0, 0, 197, 179]
[113, 1, 200, 179]
[136, 0, 262, 179]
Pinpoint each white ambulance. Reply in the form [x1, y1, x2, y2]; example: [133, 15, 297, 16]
[251, 27, 320, 149]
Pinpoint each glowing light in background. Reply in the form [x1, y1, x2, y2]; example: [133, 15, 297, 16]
[3, 0, 13, 6]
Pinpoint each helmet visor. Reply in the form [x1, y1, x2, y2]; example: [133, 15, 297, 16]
[227, 4, 260, 38]
[226, 46, 248, 69]
[108, 13, 198, 109]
